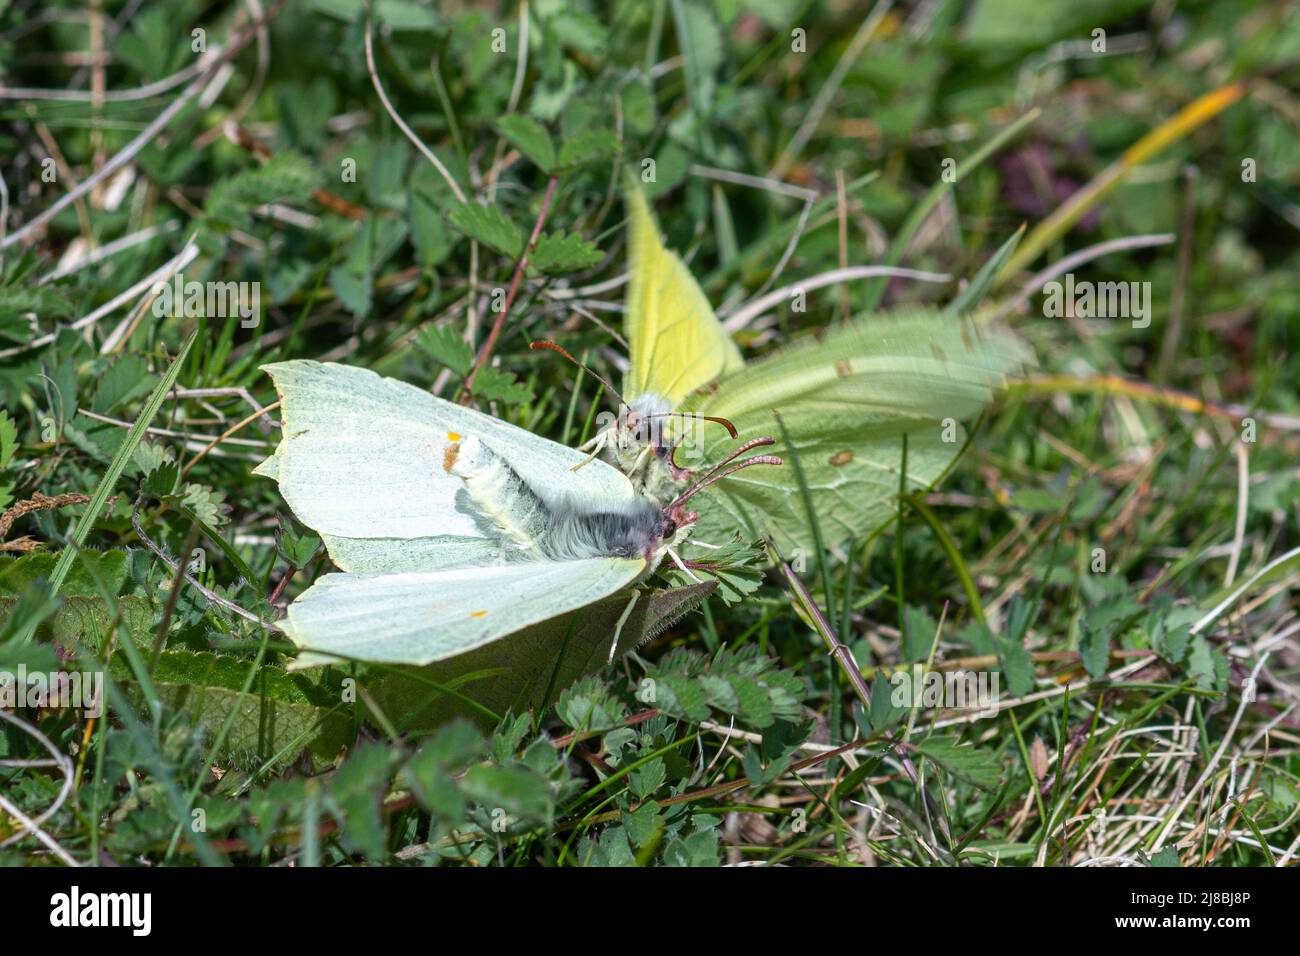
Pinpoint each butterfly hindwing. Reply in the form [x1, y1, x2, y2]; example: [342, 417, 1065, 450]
[281, 557, 645, 667]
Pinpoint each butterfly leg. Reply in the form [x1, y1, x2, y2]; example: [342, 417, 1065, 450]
[666, 546, 703, 583]
[628, 441, 654, 479]
[570, 431, 606, 472]
[607, 590, 640, 663]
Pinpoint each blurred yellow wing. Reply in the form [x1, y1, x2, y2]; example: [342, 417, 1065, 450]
[623, 176, 743, 406]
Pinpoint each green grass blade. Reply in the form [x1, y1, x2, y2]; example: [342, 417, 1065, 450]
[43, 331, 198, 602]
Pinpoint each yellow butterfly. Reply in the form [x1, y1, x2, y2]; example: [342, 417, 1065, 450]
[583, 177, 1029, 555]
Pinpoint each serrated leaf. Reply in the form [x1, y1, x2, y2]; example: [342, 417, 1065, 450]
[470, 366, 532, 404]
[1146, 847, 1181, 867]
[655, 673, 710, 721]
[996, 634, 1036, 697]
[276, 521, 321, 570]
[1079, 622, 1110, 678]
[172, 482, 228, 527]
[630, 757, 667, 799]
[447, 202, 524, 258]
[913, 736, 1003, 790]
[555, 128, 619, 171]
[461, 763, 555, 824]
[622, 800, 662, 849]
[112, 648, 352, 767]
[132, 440, 172, 476]
[329, 743, 402, 858]
[497, 114, 556, 171]
[204, 153, 322, 232]
[414, 325, 475, 377]
[1187, 636, 1228, 692]
[530, 231, 603, 274]
[662, 828, 719, 866]
[92, 355, 152, 414]
[2, 593, 152, 672]
[143, 460, 179, 497]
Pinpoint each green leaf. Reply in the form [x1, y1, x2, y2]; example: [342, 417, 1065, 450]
[329, 743, 403, 859]
[662, 828, 719, 866]
[1146, 846, 1181, 867]
[461, 763, 555, 825]
[112, 648, 352, 767]
[309, 0, 444, 32]
[409, 191, 452, 268]
[204, 153, 322, 232]
[630, 757, 667, 798]
[414, 325, 475, 377]
[557, 676, 625, 732]
[555, 128, 620, 172]
[622, 800, 662, 849]
[403, 720, 485, 819]
[170, 482, 228, 527]
[92, 354, 152, 413]
[132, 440, 173, 477]
[497, 115, 556, 172]
[329, 219, 377, 318]
[1187, 636, 1228, 692]
[470, 366, 532, 404]
[946, 226, 1025, 317]
[530, 231, 604, 274]
[0, 549, 130, 597]
[654, 672, 710, 721]
[276, 520, 322, 570]
[1078, 622, 1110, 678]
[913, 736, 1003, 790]
[0, 594, 153, 657]
[447, 203, 524, 259]
[669, 0, 723, 114]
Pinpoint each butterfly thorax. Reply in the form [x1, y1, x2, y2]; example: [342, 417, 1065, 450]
[601, 393, 693, 504]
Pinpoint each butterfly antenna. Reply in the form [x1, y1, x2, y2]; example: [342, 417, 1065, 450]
[530, 340, 626, 406]
[640, 412, 739, 439]
[669, 448, 783, 510]
[700, 436, 777, 478]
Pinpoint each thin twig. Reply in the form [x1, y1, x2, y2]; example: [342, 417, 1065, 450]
[460, 174, 560, 401]
[181, 401, 281, 476]
[721, 265, 951, 333]
[130, 499, 265, 627]
[363, 7, 466, 204]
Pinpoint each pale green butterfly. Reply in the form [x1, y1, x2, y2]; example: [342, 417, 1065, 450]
[584, 179, 1031, 555]
[254, 360, 777, 666]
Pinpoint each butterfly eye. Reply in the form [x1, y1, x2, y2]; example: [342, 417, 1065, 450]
[662, 519, 677, 539]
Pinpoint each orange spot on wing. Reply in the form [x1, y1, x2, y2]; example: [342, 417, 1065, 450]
[469, 610, 488, 618]
[447, 431, 461, 442]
